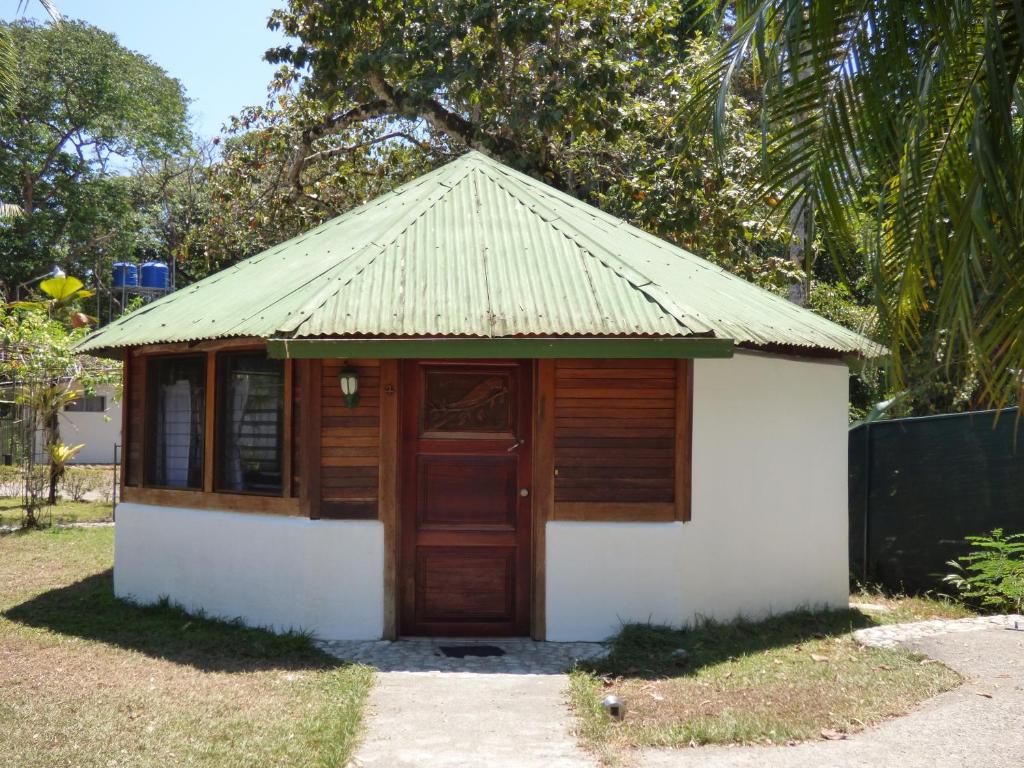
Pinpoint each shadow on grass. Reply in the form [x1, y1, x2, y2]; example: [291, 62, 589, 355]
[3, 569, 348, 674]
[578, 608, 882, 681]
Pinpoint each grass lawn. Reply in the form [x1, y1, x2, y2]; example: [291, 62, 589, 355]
[0, 498, 114, 528]
[571, 599, 967, 764]
[0, 526, 373, 767]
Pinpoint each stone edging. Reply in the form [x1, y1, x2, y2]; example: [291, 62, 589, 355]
[854, 614, 1024, 648]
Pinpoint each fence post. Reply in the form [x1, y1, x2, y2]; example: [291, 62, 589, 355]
[862, 422, 871, 585]
[112, 442, 120, 521]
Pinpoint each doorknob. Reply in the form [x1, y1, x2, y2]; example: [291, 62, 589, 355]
[520, 488, 529, 497]
[506, 439, 524, 452]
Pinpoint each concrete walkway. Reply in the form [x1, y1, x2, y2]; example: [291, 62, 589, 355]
[318, 638, 605, 768]
[640, 618, 1024, 768]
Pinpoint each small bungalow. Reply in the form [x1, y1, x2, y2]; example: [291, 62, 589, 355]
[78, 152, 879, 642]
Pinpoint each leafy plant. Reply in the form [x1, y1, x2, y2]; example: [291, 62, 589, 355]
[61, 466, 111, 502]
[692, 0, 1024, 409]
[944, 529, 1024, 613]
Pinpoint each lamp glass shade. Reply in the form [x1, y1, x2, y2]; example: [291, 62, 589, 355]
[339, 366, 360, 407]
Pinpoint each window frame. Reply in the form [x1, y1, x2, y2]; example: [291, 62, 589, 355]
[214, 350, 286, 497]
[64, 394, 107, 413]
[125, 342, 297, 512]
[143, 353, 208, 492]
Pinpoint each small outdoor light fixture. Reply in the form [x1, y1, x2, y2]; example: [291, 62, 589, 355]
[601, 694, 626, 720]
[338, 365, 360, 408]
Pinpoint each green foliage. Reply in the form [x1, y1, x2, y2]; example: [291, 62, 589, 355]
[944, 529, 1024, 614]
[0, 299, 119, 522]
[0, 19, 189, 294]
[245, 2, 791, 286]
[60, 466, 112, 503]
[693, 0, 1024, 410]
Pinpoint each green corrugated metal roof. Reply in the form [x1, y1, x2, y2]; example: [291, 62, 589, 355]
[78, 151, 882, 357]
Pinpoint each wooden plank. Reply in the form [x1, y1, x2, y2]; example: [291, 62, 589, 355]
[552, 501, 676, 522]
[555, 427, 675, 439]
[555, 387, 677, 399]
[555, 407, 676, 419]
[378, 359, 400, 640]
[555, 369, 677, 380]
[322, 487, 379, 501]
[556, 359, 675, 369]
[555, 417, 675, 429]
[321, 416, 381, 429]
[319, 500, 378, 520]
[532, 359, 555, 641]
[119, 350, 129, 495]
[131, 338, 266, 356]
[300, 359, 322, 518]
[321, 446, 381, 458]
[555, 488, 675, 503]
[555, 436, 675, 449]
[556, 398, 676, 410]
[675, 359, 693, 522]
[135, 354, 148, 487]
[555, 465, 673, 479]
[282, 359, 294, 498]
[320, 426, 380, 438]
[320, 435, 381, 448]
[321, 455, 380, 467]
[203, 351, 216, 493]
[122, 485, 302, 516]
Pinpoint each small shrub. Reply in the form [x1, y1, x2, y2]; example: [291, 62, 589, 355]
[60, 467, 110, 502]
[0, 465, 21, 497]
[945, 529, 1024, 614]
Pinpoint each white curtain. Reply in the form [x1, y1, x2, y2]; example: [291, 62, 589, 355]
[225, 376, 250, 490]
[161, 380, 192, 487]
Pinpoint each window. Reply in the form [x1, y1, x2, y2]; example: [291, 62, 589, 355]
[146, 356, 206, 489]
[65, 394, 106, 412]
[216, 353, 284, 494]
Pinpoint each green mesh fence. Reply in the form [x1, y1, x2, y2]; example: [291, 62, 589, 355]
[849, 408, 1024, 593]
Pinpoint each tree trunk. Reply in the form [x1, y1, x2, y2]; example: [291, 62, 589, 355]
[787, 198, 811, 306]
[45, 407, 59, 505]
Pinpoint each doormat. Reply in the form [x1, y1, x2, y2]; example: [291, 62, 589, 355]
[438, 644, 506, 658]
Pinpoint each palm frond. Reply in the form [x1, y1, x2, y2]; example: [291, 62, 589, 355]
[691, 0, 1024, 407]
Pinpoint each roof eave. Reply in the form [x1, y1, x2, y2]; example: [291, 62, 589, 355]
[266, 336, 736, 359]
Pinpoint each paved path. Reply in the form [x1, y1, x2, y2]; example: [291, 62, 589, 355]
[318, 638, 605, 768]
[640, 616, 1024, 768]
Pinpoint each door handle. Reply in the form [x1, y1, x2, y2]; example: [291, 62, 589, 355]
[506, 439, 524, 452]
[520, 488, 530, 497]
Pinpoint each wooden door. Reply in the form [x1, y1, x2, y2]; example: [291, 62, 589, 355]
[400, 361, 532, 636]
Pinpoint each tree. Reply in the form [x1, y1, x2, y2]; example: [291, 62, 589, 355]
[692, 1, 1024, 408]
[201, 3, 791, 286]
[0, 19, 189, 294]
[0, 283, 118, 523]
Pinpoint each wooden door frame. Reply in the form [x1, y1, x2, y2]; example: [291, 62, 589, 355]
[384, 359, 538, 639]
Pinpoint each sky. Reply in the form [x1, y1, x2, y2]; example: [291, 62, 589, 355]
[6, 0, 289, 139]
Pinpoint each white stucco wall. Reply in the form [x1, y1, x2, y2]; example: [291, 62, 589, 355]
[546, 351, 850, 641]
[60, 383, 121, 465]
[114, 502, 385, 640]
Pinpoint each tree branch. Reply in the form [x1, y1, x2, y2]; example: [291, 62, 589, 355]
[286, 99, 390, 198]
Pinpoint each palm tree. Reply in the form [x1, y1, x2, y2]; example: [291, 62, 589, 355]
[693, 1, 1024, 407]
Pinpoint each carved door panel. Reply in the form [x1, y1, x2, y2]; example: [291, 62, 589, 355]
[400, 361, 532, 636]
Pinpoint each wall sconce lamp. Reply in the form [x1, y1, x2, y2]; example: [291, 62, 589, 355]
[339, 365, 360, 408]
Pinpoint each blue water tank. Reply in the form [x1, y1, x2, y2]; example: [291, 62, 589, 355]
[112, 262, 138, 288]
[140, 261, 170, 289]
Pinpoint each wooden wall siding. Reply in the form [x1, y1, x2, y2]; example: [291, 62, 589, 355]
[319, 359, 381, 519]
[290, 360, 301, 498]
[552, 359, 688, 519]
[123, 351, 146, 487]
